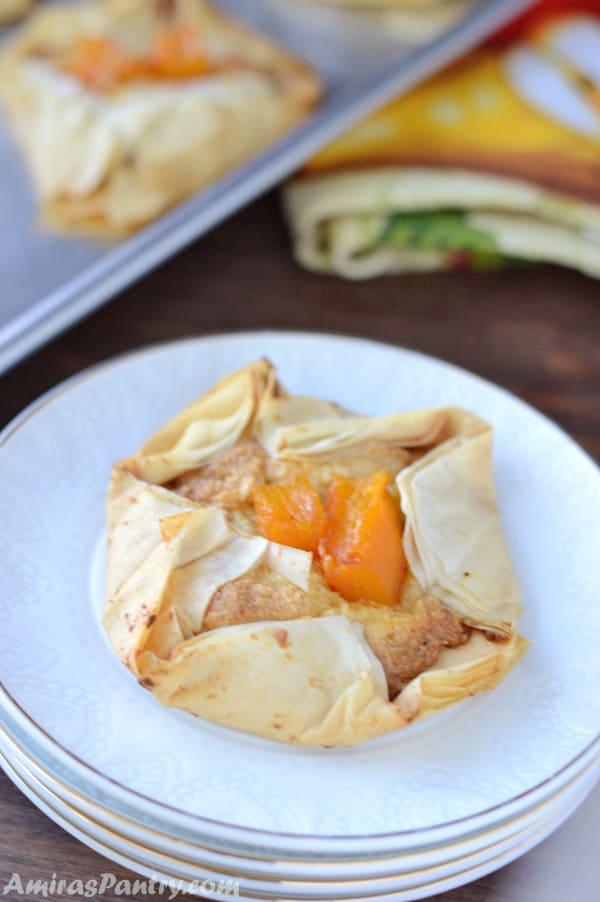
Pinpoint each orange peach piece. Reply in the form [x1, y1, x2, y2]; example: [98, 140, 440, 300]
[320, 471, 406, 606]
[254, 474, 327, 554]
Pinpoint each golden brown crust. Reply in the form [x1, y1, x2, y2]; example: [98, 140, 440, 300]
[103, 361, 527, 747]
[360, 595, 470, 697]
[204, 568, 471, 699]
[169, 437, 415, 508]
[169, 440, 267, 509]
[264, 443, 415, 499]
[205, 570, 326, 631]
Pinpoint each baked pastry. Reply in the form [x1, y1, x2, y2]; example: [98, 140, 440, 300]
[284, 5, 600, 278]
[0, 0, 320, 236]
[103, 360, 528, 747]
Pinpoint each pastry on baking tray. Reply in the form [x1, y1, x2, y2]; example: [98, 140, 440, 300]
[284, 3, 600, 279]
[103, 360, 528, 747]
[0, 0, 320, 236]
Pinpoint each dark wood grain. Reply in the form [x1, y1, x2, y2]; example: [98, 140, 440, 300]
[1, 194, 599, 457]
[0, 191, 598, 901]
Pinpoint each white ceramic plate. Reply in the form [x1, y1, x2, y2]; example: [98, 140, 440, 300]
[3, 721, 599, 889]
[1, 332, 599, 857]
[3, 746, 598, 902]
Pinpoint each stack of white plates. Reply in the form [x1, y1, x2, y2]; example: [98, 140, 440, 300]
[1, 333, 599, 901]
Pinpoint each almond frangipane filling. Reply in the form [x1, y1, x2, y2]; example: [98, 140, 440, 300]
[170, 438, 471, 700]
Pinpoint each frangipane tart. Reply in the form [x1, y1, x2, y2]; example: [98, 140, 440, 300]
[103, 360, 528, 747]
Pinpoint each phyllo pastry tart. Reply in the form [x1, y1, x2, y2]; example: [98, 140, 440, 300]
[0, 0, 320, 236]
[104, 360, 528, 747]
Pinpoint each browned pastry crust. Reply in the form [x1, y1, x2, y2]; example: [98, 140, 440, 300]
[103, 361, 528, 746]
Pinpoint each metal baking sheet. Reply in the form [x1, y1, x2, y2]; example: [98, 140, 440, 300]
[0, 0, 534, 373]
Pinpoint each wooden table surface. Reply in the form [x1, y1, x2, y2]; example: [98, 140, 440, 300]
[0, 191, 599, 901]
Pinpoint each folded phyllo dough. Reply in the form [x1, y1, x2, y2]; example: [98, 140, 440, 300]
[0, 0, 320, 236]
[103, 360, 528, 747]
[284, 5, 600, 279]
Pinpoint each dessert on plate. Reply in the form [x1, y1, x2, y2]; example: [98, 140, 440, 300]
[103, 360, 528, 747]
[0, 0, 320, 236]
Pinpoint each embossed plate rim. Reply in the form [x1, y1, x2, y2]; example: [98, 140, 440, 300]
[3, 718, 599, 884]
[1, 331, 599, 857]
[3, 743, 596, 902]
